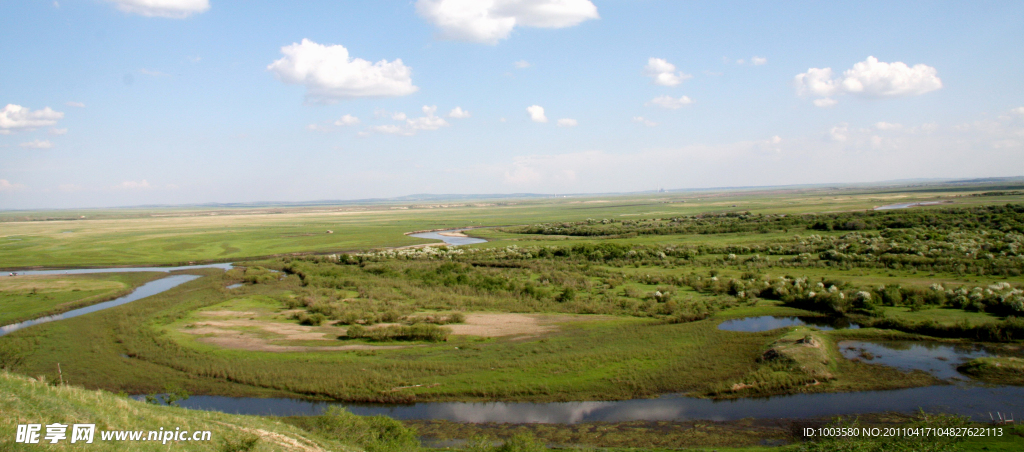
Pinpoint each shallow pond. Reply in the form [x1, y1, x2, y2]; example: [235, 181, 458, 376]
[408, 229, 487, 246]
[874, 201, 943, 211]
[1, 274, 201, 337]
[146, 384, 1023, 423]
[718, 316, 860, 332]
[839, 341, 998, 380]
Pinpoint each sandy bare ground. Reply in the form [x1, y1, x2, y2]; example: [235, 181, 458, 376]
[437, 231, 468, 237]
[447, 313, 556, 337]
[180, 309, 414, 352]
[179, 310, 602, 352]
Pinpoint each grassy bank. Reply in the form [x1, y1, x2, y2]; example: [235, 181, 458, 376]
[0, 272, 165, 326]
[0, 371, 359, 451]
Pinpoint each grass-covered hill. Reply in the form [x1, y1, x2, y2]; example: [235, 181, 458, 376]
[0, 371, 372, 452]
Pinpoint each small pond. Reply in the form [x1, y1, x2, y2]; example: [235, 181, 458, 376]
[718, 316, 860, 332]
[408, 229, 487, 246]
[874, 201, 943, 211]
[839, 341, 1000, 380]
[1, 274, 201, 337]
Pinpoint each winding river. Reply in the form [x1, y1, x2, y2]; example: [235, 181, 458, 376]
[4, 231, 1021, 423]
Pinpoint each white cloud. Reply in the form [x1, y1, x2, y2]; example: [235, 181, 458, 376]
[1013, 107, 1024, 115]
[795, 67, 839, 97]
[514, 60, 531, 69]
[647, 95, 693, 109]
[527, 105, 547, 122]
[335, 114, 360, 126]
[114, 180, 151, 190]
[557, 118, 577, 127]
[408, 105, 449, 131]
[365, 105, 449, 136]
[841, 57, 942, 97]
[392, 112, 408, 121]
[736, 59, 745, 65]
[0, 179, 24, 192]
[107, 0, 210, 18]
[65, 101, 85, 108]
[795, 56, 942, 105]
[49, 128, 68, 135]
[19, 139, 54, 149]
[368, 124, 409, 136]
[643, 58, 691, 87]
[306, 124, 330, 132]
[751, 56, 767, 66]
[812, 98, 838, 108]
[874, 122, 903, 131]
[0, 104, 64, 133]
[632, 116, 657, 127]
[448, 107, 471, 118]
[829, 124, 849, 142]
[267, 39, 418, 103]
[415, 0, 599, 44]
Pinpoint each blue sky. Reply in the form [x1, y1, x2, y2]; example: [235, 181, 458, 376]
[1, 0, 1023, 209]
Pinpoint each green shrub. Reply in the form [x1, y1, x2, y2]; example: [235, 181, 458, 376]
[284, 407, 419, 452]
[346, 324, 451, 342]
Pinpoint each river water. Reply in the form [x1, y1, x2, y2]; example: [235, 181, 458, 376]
[156, 384, 1021, 423]
[718, 316, 861, 332]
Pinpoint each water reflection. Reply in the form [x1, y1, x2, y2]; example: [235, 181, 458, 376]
[166, 384, 1024, 423]
[839, 341, 995, 380]
[408, 230, 487, 246]
[718, 316, 860, 332]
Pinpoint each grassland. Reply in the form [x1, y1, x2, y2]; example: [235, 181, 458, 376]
[2, 183, 1024, 451]
[0, 272, 165, 325]
[1, 184, 1021, 269]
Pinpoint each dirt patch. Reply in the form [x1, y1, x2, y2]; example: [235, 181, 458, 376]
[437, 231, 468, 237]
[195, 335, 412, 352]
[447, 313, 558, 338]
[199, 310, 261, 318]
[187, 319, 331, 341]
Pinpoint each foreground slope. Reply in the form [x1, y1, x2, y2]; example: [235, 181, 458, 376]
[0, 371, 357, 452]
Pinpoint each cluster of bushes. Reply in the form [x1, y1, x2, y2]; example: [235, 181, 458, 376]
[405, 312, 465, 325]
[223, 266, 279, 285]
[857, 316, 1024, 342]
[345, 324, 451, 342]
[278, 287, 413, 326]
[510, 204, 1024, 238]
[282, 407, 420, 452]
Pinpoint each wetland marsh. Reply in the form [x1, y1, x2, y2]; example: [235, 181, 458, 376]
[2, 185, 1024, 451]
